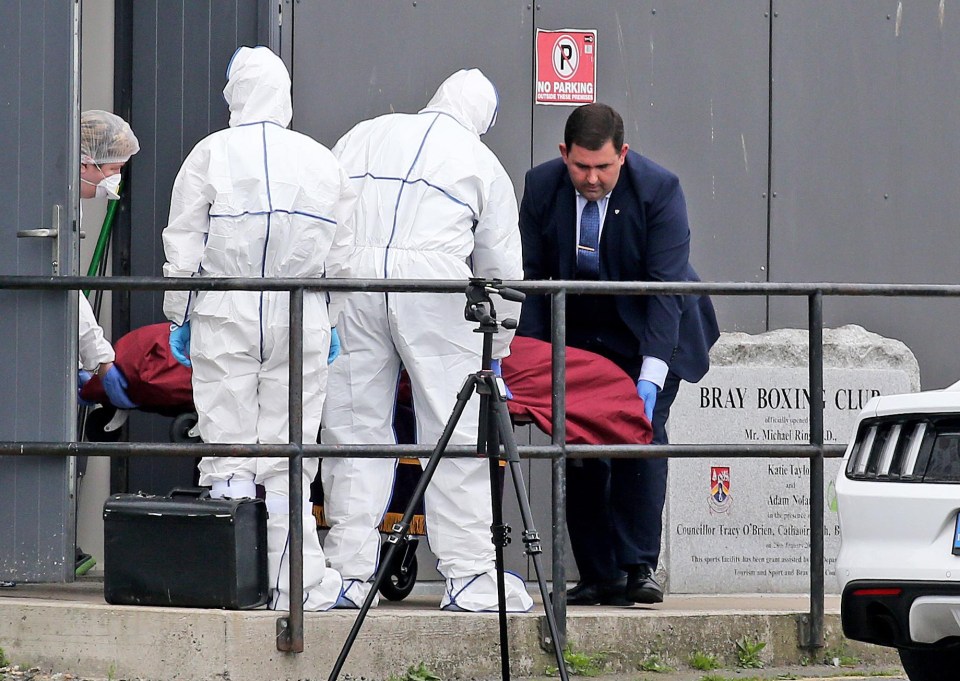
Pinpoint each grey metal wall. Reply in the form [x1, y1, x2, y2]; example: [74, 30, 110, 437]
[769, 0, 960, 388]
[116, 0, 261, 492]
[0, 0, 80, 581]
[532, 1, 772, 333]
[114, 1, 960, 578]
[289, 1, 534, 203]
[281, 0, 960, 389]
[287, 1, 785, 342]
[289, 2, 769, 341]
[120, 1, 960, 415]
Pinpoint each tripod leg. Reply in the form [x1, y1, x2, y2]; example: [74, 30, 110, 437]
[484, 391, 511, 681]
[328, 374, 479, 681]
[493, 398, 570, 681]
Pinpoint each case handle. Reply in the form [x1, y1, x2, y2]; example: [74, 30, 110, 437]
[169, 487, 210, 499]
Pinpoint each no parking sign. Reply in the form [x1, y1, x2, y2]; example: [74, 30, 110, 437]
[535, 29, 597, 105]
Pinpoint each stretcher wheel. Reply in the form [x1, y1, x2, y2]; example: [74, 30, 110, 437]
[84, 406, 122, 442]
[170, 411, 202, 443]
[378, 539, 418, 601]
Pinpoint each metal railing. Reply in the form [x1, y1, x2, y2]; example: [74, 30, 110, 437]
[4, 274, 959, 652]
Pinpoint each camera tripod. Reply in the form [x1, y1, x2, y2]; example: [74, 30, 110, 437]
[328, 279, 569, 681]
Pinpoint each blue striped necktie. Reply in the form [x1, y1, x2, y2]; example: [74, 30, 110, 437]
[577, 200, 600, 278]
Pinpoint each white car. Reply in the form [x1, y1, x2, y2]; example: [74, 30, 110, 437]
[836, 381, 960, 681]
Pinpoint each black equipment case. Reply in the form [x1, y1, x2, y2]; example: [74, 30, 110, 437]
[103, 488, 269, 609]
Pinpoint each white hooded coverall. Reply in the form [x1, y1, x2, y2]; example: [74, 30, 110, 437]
[161, 46, 355, 611]
[321, 69, 531, 611]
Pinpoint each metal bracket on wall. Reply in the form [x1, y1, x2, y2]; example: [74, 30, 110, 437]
[796, 613, 825, 651]
[17, 204, 62, 274]
[539, 615, 560, 653]
[276, 616, 304, 653]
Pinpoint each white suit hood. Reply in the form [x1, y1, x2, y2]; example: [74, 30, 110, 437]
[223, 46, 293, 128]
[419, 68, 499, 137]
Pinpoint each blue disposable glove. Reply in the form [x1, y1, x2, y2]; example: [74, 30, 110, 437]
[169, 322, 192, 367]
[102, 364, 138, 410]
[636, 379, 658, 423]
[328, 327, 341, 364]
[490, 359, 513, 400]
[77, 370, 96, 407]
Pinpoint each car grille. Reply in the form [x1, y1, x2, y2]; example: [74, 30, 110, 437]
[845, 415, 960, 482]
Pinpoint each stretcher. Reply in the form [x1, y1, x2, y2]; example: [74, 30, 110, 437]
[80, 325, 652, 600]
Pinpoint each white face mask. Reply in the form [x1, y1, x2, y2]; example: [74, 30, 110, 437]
[81, 163, 123, 200]
[95, 173, 122, 200]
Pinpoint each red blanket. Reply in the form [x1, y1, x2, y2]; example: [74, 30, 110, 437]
[502, 336, 652, 445]
[80, 324, 652, 445]
[80, 323, 193, 414]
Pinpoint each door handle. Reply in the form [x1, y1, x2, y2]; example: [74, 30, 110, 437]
[16, 205, 62, 274]
[16, 228, 58, 238]
[18, 212, 83, 239]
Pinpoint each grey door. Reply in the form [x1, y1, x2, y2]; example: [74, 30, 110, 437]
[0, 0, 80, 582]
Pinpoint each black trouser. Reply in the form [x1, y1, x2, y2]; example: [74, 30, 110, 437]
[564, 345, 681, 582]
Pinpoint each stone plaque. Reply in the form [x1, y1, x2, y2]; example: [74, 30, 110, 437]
[665, 325, 920, 594]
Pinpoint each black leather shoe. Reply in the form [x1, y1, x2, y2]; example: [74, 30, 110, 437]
[562, 579, 633, 607]
[566, 580, 596, 600]
[626, 565, 663, 604]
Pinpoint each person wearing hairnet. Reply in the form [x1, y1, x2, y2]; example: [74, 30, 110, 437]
[320, 69, 532, 612]
[71, 110, 140, 579]
[161, 46, 356, 611]
[77, 110, 140, 411]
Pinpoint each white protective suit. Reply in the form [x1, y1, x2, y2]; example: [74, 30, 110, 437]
[78, 292, 115, 371]
[161, 46, 355, 611]
[77, 107, 139, 374]
[321, 69, 531, 612]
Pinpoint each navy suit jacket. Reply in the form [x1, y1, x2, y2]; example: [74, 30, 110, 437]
[517, 150, 719, 383]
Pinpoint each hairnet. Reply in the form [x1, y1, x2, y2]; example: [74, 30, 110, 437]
[80, 110, 140, 164]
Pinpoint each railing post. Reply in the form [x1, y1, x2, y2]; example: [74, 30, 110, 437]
[803, 290, 825, 650]
[277, 286, 305, 652]
[550, 289, 567, 651]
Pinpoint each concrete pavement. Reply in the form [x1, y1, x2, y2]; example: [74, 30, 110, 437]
[0, 577, 903, 681]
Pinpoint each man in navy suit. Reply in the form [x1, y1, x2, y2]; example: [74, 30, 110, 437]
[518, 103, 719, 606]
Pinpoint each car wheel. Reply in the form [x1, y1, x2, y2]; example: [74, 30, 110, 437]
[899, 646, 960, 681]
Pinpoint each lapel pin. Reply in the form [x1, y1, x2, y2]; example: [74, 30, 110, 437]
[614, 209, 620, 215]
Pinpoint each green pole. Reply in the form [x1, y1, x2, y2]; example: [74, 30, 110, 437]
[83, 191, 121, 297]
